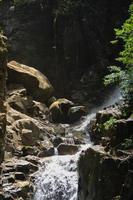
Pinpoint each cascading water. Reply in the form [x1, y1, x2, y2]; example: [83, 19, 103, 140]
[33, 145, 91, 200]
[33, 87, 122, 200]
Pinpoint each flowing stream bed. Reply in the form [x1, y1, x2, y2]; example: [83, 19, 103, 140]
[33, 87, 121, 200]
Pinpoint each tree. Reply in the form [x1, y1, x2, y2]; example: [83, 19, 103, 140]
[104, 3, 133, 106]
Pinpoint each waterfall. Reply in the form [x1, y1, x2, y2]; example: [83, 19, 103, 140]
[33, 145, 91, 200]
[33, 87, 122, 200]
[75, 86, 121, 132]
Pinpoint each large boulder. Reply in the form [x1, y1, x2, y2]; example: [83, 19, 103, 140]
[111, 118, 133, 147]
[37, 140, 54, 157]
[96, 108, 122, 124]
[7, 85, 49, 117]
[78, 146, 133, 200]
[49, 98, 74, 123]
[7, 61, 54, 102]
[57, 143, 79, 155]
[68, 106, 86, 123]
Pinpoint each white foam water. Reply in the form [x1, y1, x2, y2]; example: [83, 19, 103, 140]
[33, 144, 91, 200]
[33, 87, 122, 200]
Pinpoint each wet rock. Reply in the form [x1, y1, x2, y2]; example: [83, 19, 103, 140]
[35, 137, 55, 158]
[68, 106, 86, 123]
[111, 118, 133, 147]
[38, 147, 54, 157]
[90, 107, 125, 146]
[96, 108, 122, 124]
[24, 155, 40, 165]
[49, 98, 74, 123]
[78, 146, 133, 200]
[7, 61, 54, 102]
[52, 136, 64, 147]
[57, 143, 79, 155]
[15, 172, 25, 181]
[22, 145, 39, 156]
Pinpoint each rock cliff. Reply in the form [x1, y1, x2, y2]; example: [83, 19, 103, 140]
[0, 34, 7, 164]
[0, 0, 131, 100]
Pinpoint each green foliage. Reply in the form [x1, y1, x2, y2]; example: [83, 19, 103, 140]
[121, 136, 133, 149]
[115, 4, 133, 67]
[104, 66, 123, 86]
[95, 117, 117, 136]
[104, 3, 133, 104]
[103, 117, 117, 131]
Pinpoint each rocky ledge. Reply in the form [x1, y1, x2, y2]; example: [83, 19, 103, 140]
[78, 104, 133, 200]
[78, 146, 133, 200]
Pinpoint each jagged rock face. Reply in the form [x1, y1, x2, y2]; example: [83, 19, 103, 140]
[1, 158, 39, 199]
[78, 146, 133, 200]
[0, 34, 7, 164]
[0, 0, 130, 98]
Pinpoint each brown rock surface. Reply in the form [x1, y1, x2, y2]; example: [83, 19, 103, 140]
[7, 61, 54, 102]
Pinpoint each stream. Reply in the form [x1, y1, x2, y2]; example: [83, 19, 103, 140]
[33, 87, 121, 200]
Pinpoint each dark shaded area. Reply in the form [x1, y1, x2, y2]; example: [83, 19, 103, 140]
[0, 0, 131, 100]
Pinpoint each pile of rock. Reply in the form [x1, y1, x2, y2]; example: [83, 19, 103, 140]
[0, 60, 88, 199]
[0, 156, 40, 200]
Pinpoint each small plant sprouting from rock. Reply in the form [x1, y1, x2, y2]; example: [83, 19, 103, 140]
[121, 136, 133, 150]
[103, 117, 117, 131]
[95, 117, 117, 137]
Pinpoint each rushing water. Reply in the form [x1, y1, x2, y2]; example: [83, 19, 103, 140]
[33, 87, 121, 200]
[33, 144, 91, 200]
